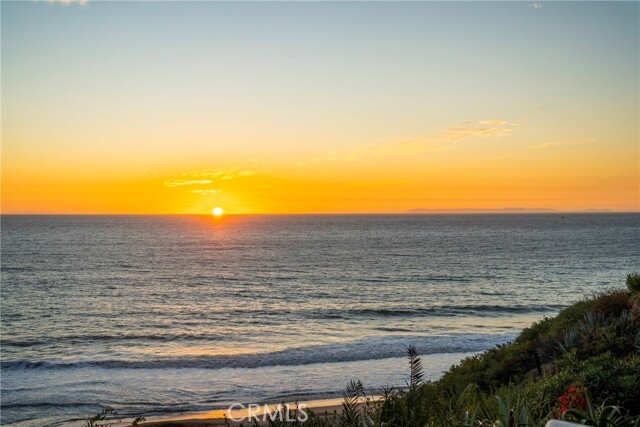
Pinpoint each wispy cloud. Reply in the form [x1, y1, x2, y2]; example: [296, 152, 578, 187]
[183, 167, 256, 180]
[164, 167, 257, 192]
[529, 3, 543, 9]
[346, 120, 514, 158]
[164, 179, 213, 188]
[479, 120, 509, 125]
[191, 189, 222, 195]
[532, 138, 598, 149]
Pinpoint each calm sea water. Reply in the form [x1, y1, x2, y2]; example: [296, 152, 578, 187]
[1, 214, 638, 426]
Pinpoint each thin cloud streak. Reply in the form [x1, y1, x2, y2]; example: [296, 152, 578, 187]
[532, 139, 598, 149]
[163, 167, 258, 194]
[191, 189, 222, 195]
[343, 120, 514, 159]
[164, 179, 213, 188]
[183, 168, 256, 180]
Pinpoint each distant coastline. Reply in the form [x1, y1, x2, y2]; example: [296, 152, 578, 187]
[406, 207, 614, 214]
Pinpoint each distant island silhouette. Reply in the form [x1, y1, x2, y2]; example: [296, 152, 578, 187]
[405, 207, 614, 213]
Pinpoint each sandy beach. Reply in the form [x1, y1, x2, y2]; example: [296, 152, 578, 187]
[142, 397, 363, 427]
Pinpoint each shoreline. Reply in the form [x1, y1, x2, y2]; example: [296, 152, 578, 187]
[141, 397, 363, 427]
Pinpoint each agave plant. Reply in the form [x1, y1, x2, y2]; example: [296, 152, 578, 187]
[616, 311, 632, 326]
[560, 329, 581, 353]
[563, 402, 639, 427]
[494, 388, 532, 427]
[581, 312, 608, 330]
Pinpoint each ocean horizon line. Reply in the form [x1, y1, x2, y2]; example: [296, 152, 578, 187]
[1, 210, 637, 216]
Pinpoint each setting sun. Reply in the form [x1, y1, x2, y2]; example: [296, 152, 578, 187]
[1, 3, 638, 426]
[1, 2, 638, 215]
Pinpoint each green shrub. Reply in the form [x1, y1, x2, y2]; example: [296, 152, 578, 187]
[592, 290, 631, 316]
[575, 354, 640, 412]
[627, 273, 640, 293]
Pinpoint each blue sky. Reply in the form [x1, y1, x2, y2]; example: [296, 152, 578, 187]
[2, 1, 639, 213]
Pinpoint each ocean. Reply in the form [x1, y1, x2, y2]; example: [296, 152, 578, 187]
[1, 213, 638, 426]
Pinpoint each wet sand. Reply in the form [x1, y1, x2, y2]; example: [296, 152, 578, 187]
[142, 397, 367, 426]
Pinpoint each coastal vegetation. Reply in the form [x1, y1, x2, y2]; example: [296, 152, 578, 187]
[246, 275, 640, 426]
[91, 275, 640, 427]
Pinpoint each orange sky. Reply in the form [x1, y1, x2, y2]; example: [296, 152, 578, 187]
[2, 2, 638, 214]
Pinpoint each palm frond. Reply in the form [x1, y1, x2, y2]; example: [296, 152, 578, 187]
[340, 379, 364, 427]
[83, 407, 118, 427]
[407, 345, 424, 390]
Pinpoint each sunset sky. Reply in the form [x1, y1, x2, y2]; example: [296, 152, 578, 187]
[2, 1, 638, 214]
